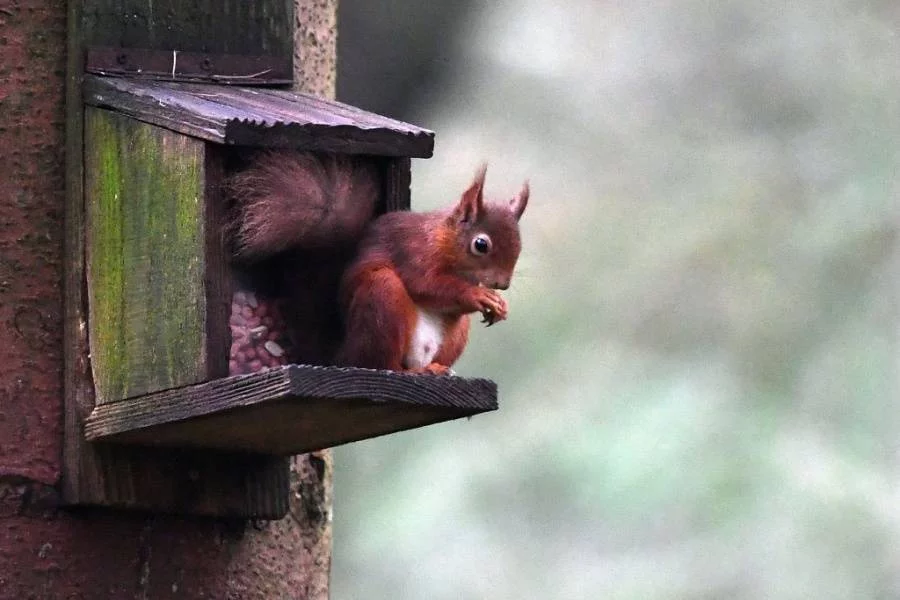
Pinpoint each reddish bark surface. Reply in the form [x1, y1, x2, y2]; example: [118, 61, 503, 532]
[0, 0, 67, 488]
[0, 2, 334, 598]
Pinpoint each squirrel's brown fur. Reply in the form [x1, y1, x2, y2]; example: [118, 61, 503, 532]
[227, 150, 379, 259]
[226, 154, 528, 373]
[336, 165, 529, 372]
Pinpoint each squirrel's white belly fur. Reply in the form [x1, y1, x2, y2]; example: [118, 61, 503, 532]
[405, 307, 444, 370]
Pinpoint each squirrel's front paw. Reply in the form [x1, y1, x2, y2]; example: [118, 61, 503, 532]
[481, 308, 501, 327]
[469, 287, 508, 326]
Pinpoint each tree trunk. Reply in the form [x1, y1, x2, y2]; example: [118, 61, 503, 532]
[0, 1, 337, 598]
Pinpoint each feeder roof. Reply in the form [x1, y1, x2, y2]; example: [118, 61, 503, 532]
[83, 74, 434, 158]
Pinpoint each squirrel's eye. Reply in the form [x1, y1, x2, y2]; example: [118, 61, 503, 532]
[470, 234, 492, 256]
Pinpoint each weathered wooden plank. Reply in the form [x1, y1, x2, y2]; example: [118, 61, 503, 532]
[66, 70, 288, 519]
[261, 87, 428, 131]
[63, 0, 298, 519]
[62, 0, 95, 508]
[86, 47, 293, 85]
[83, 76, 232, 143]
[216, 86, 428, 133]
[203, 87, 347, 127]
[84, 108, 207, 403]
[86, 76, 435, 133]
[384, 157, 412, 212]
[84, 365, 499, 455]
[80, 0, 293, 58]
[223, 122, 433, 156]
[83, 75, 436, 156]
[78, 446, 289, 518]
[203, 146, 231, 381]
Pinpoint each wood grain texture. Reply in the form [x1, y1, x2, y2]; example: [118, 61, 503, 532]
[59, 0, 314, 524]
[74, 447, 289, 517]
[84, 108, 207, 403]
[64, 5, 291, 521]
[80, 0, 292, 57]
[62, 0, 94, 508]
[384, 157, 412, 212]
[203, 146, 231, 381]
[83, 75, 435, 157]
[84, 365, 498, 455]
[86, 47, 294, 85]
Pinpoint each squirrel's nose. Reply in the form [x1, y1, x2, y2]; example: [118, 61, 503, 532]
[492, 279, 510, 291]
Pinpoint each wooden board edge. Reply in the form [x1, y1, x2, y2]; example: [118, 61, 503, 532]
[84, 75, 435, 157]
[83, 75, 226, 144]
[83, 365, 498, 442]
[384, 157, 412, 212]
[61, 0, 91, 505]
[223, 121, 435, 157]
[204, 145, 231, 380]
[96, 401, 496, 457]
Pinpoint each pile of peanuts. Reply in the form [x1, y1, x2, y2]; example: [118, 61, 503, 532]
[229, 290, 291, 375]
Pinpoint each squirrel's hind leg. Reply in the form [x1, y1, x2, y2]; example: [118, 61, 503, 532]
[335, 265, 416, 371]
[403, 315, 470, 376]
[430, 315, 470, 371]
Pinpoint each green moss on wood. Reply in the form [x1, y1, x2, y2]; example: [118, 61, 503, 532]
[85, 108, 207, 403]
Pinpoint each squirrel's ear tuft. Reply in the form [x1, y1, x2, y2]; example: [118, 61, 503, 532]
[510, 180, 529, 221]
[454, 163, 487, 223]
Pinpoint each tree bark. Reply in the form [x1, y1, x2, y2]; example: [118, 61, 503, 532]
[0, 1, 337, 598]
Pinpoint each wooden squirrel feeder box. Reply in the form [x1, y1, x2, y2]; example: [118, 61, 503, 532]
[65, 20, 498, 518]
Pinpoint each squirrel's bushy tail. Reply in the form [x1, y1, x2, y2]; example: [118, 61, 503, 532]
[227, 151, 379, 259]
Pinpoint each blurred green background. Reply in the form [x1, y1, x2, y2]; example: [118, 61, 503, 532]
[332, 1, 900, 598]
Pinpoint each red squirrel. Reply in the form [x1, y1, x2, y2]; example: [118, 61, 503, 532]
[336, 165, 528, 373]
[228, 152, 528, 374]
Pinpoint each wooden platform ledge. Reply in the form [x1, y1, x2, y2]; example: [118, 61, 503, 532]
[84, 365, 498, 456]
